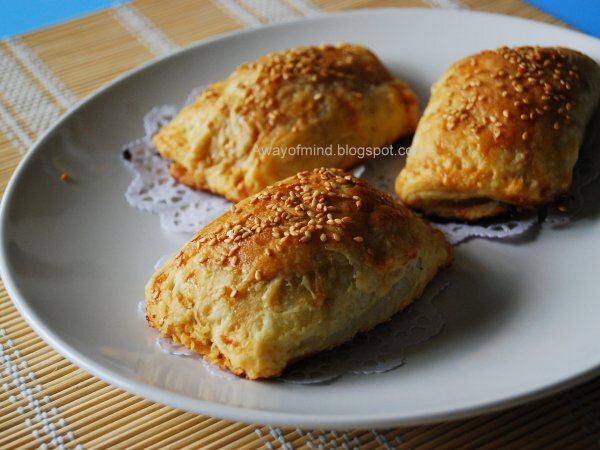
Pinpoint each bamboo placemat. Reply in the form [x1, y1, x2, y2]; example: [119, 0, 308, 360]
[1, 1, 599, 449]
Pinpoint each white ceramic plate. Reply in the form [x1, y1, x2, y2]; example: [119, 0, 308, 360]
[2, 9, 600, 429]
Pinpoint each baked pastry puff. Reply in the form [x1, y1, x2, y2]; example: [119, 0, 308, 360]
[396, 46, 600, 220]
[146, 168, 452, 379]
[153, 44, 419, 202]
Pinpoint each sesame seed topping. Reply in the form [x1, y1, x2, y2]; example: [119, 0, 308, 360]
[191, 168, 380, 271]
[441, 46, 582, 139]
[228, 45, 393, 127]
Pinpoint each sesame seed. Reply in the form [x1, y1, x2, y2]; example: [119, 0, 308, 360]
[522, 131, 528, 141]
[189, 168, 369, 267]
[230, 289, 238, 298]
[353, 236, 364, 242]
[254, 270, 262, 281]
[442, 47, 581, 141]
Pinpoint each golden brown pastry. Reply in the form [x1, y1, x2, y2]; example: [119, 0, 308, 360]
[154, 44, 419, 202]
[146, 168, 452, 379]
[396, 46, 600, 220]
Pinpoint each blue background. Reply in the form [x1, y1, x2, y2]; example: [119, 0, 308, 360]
[525, 0, 600, 38]
[0, 0, 598, 39]
[1, 0, 127, 38]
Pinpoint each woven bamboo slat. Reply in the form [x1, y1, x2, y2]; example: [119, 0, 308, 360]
[0, 1, 598, 449]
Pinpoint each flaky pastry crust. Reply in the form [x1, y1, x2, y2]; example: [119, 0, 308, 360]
[146, 168, 452, 379]
[395, 46, 600, 220]
[154, 44, 419, 202]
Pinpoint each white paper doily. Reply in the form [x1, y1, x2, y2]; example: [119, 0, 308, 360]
[122, 87, 600, 244]
[126, 89, 599, 383]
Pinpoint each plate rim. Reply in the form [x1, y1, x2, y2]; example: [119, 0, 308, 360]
[1, 7, 600, 428]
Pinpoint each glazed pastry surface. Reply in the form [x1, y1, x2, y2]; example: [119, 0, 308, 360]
[154, 44, 419, 202]
[396, 46, 600, 220]
[146, 168, 452, 379]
